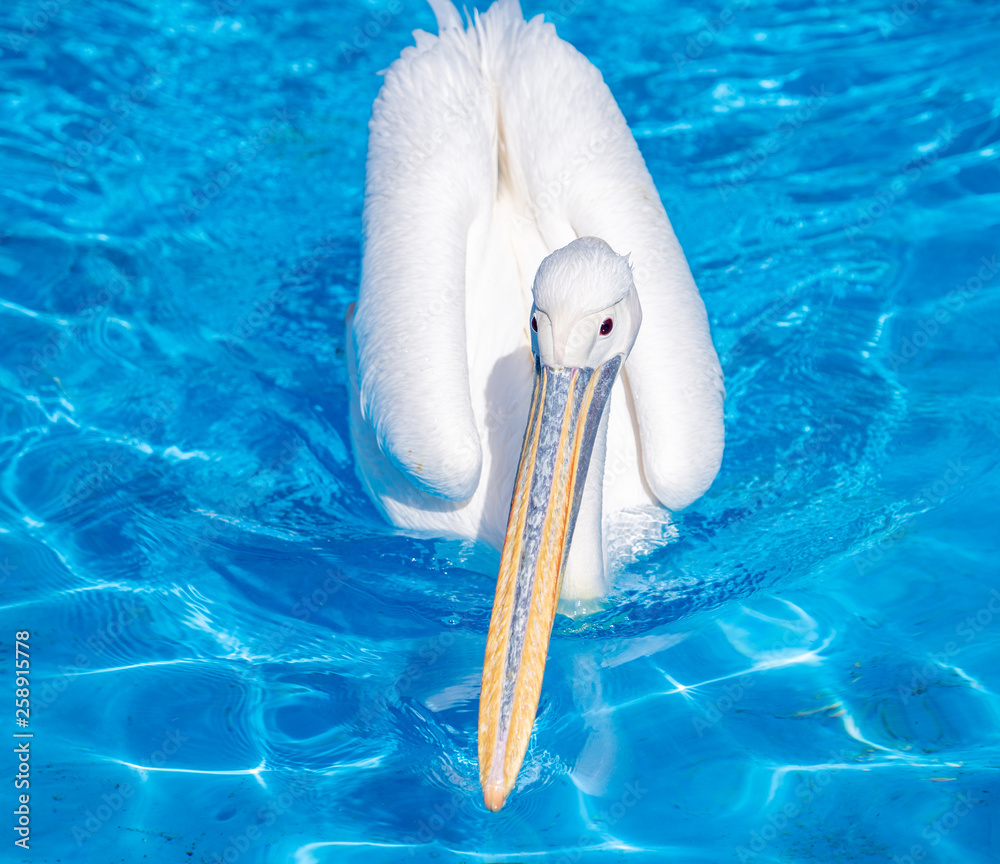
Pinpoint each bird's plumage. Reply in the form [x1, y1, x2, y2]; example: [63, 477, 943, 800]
[348, 0, 724, 590]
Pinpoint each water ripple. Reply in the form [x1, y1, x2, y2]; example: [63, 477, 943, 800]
[1, 0, 998, 861]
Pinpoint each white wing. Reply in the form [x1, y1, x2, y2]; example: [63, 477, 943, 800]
[351, 16, 498, 502]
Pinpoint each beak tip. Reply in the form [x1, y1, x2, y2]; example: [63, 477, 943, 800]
[482, 782, 507, 812]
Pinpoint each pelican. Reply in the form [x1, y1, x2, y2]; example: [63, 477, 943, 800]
[346, 0, 724, 811]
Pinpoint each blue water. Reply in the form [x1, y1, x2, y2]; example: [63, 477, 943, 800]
[1, 0, 998, 861]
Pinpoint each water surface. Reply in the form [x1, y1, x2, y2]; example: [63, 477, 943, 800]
[1, 0, 998, 861]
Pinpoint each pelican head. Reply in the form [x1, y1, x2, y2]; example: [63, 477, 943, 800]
[531, 236, 642, 370]
[478, 236, 641, 811]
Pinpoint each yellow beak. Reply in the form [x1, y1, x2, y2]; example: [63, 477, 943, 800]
[478, 356, 621, 811]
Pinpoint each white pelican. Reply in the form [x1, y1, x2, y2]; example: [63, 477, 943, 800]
[346, 0, 724, 811]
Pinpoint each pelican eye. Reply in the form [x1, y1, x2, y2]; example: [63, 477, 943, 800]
[531, 316, 538, 332]
[600, 317, 613, 336]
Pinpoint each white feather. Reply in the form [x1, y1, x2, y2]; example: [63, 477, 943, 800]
[348, 0, 725, 586]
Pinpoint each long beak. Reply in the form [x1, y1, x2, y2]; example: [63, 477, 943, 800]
[478, 355, 622, 811]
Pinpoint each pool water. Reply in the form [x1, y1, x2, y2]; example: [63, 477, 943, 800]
[2, 0, 999, 861]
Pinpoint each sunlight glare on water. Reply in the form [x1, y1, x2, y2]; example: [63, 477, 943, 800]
[0, 0, 998, 861]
